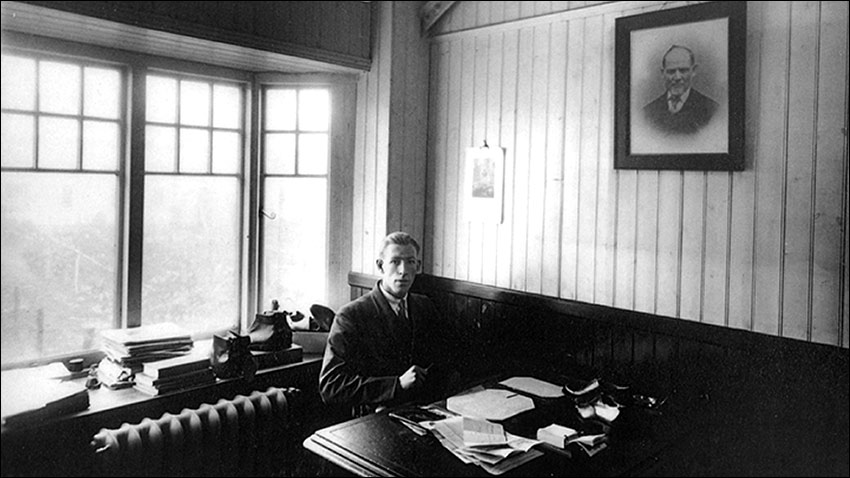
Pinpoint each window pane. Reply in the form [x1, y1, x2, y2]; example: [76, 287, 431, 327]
[298, 133, 328, 175]
[179, 128, 210, 173]
[212, 131, 240, 175]
[39, 61, 81, 115]
[1, 113, 35, 168]
[180, 80, 210, 127]
[143, 176, 240, 331]
[145, 125, 176, 172]
[146, 76, 177, 123]
[264, 133, 296, 175]
[83, 120, 120, 171]
[84, 67, 121, 119]
[265, 89, 296, 130]
[1, 55, 36, 111]
[299, 89, 328, 131]
[39, 117, 79, 169]
[213, 84, 241, 129]
[261, 177, 327, 311]
[1, 172, 118, 364]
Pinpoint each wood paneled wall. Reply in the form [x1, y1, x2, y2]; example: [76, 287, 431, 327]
[351, 2, 431, 272]
[412, 1, 848, 348]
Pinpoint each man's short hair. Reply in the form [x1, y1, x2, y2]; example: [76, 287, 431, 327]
[379, 231, 421, 258]
[661, 44, 695, 68]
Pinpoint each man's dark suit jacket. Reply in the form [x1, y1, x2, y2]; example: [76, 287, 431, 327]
[643, 88, 719, 135]
[319, 281, 458, 410]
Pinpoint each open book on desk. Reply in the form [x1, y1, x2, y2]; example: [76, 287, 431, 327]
[1, 366, 89, 427]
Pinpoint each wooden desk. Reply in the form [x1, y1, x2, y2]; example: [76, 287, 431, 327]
[304, 377, 703, 477]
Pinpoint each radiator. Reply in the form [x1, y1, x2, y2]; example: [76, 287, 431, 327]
[91, 387, 299, 477]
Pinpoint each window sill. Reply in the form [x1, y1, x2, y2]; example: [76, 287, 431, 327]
[1, 352, 323, 438]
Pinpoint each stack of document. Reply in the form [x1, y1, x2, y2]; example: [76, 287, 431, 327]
[430, 416, 542, 475]
[99, 322, 194, 374]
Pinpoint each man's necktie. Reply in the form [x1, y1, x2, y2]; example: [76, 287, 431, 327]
[668, 95, 682, 114]
[398, 299, 407, 320]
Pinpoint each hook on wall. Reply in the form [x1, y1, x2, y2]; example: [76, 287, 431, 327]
[260, 209, 277, 220]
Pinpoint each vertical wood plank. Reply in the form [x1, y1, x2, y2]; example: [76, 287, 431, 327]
[510, 26, 534, 291]
[542, 21, 567, 297]
[593, 12, 617, 307]
[656, 171, 682, 317]
[614, 170, 636, 310]
[728, 1, 763, 332]
[634, 172, 658, 314]
[680, 173, 705, 321]
[560, 18, 584, 300]
[490, 1, 505, 24]
[496, 30, 519, 289]
[482, 32, 504, 286]
[812, 1, 848, 346]
[781, 1, 819, 341]
[703, 172, 730, 326]
[526, 24, 551, 294]
[373, 2, 392, 263]
[503, 1, 520, 22]
[455, 37, 475, 281]
[468, 35, 490, 284]
[444, 40, 463, 278]
[576, 14, 603, 302]
[426, 42, 449, 274]
[476, 1, 491, 27]
[752, 2, 791, 336]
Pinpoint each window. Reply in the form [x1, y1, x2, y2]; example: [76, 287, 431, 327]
[260, 87, 329, 312]
[1, 54, 123, 364]
[0, 42, 351, 369]
[142, 74, 244, 332]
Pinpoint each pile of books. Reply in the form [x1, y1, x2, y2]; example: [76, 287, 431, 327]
[133, 353, 215, 396]
[98, 322, 194, 389]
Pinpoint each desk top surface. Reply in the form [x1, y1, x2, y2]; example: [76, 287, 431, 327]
[304, 375, 701, 477]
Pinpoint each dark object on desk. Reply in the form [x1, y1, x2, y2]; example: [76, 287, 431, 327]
[211, 331, 257, 380]
[310, 304, 335, 331]
[251, 344, 304, 369]
[248, 299, 293, 351]
[66, 357, 85, 373]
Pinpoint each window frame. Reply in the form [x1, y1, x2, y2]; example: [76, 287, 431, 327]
[1, 36, 356, 371]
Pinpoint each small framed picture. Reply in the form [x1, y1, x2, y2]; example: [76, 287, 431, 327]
[614, 2, 746, 170]
[463, 145, 504, 223]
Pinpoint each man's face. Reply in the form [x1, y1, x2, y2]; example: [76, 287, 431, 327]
[377, 243, 419, 298]
[662, 48, 695, 97]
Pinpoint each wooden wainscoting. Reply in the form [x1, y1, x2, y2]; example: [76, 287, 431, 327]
[349, 272, 849, 476]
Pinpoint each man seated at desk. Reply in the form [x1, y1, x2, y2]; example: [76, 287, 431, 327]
[319, 231, 461, 417]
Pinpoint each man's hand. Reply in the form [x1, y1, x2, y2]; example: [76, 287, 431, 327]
[398, 364, 429, 391]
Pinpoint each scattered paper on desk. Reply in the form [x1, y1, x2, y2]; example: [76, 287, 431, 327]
[447, 388, 535, 421]
[463, 417, 507, 446]
[429, 415, 543, 474]
[499, 376, 565, 398]
[564, 378, 599, 395]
